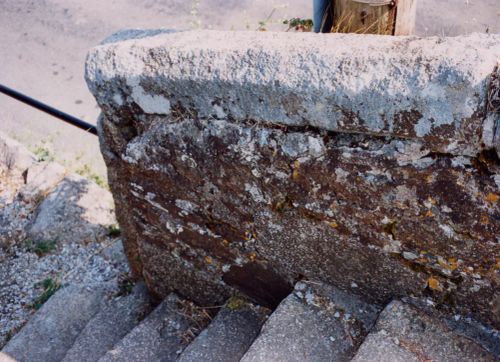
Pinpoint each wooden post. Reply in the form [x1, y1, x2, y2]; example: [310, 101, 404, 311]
[332, 0, 417, 35]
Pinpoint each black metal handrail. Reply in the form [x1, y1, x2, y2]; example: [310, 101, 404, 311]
[0, 83, 97, 136]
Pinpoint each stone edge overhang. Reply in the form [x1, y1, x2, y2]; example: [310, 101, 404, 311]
[85, 30, 500, 157]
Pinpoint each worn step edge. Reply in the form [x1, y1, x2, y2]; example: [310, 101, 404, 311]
[177, 297, 269, 362]
[62, 282, 153, 362]
[351, 300, 497, 362]
[1, 284, 107, 362]
[98, 293, 210, 362]
[241, 281, 381, 362]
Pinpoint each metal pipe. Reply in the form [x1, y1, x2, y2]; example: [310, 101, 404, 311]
[0, 83, 97, 136]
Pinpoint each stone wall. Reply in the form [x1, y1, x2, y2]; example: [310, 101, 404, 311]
[86, 30, 500, 328]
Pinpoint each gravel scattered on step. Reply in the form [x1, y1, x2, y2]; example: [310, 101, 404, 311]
[0, 239, 128, 348]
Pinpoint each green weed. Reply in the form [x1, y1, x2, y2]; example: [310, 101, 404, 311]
[31, 278, 61, 310]
[25, 239, 57, 257]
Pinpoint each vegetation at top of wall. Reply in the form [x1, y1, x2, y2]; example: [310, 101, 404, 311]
[33, 145, 54, 162]
[283, 18, 314, 32]
[75, 163, 108, 189]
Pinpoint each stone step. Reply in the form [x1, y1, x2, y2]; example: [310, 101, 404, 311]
[98, 293, 208, 362]
[240, 282, 381, 362]
[351, 300, 497, 362]
[177, 298, 269, 362]
[62, 282, 153, 362]
[1, 284, 107, 362]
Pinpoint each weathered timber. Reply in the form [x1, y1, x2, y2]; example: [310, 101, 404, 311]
[333, 0, 417, 35]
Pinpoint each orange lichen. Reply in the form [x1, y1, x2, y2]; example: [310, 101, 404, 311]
[292, 160, 301, 180]
[438, 258, 458, 271]
[248, 252, 257, 262]
[427, 276, 443, 291]
[328, 220, 339, 228]
[425, 210, 434, 218]
[480, 215, 490, 225]
[204, 256, 213, 265]
[485, 193, 499, 204]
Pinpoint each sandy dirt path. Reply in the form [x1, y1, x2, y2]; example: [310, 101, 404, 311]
[0, 0, 498, 177]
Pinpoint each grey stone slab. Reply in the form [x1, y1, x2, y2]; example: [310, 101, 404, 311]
[86, 31, 500, 157]
[98, 294, 199, 362]
[351, 332, 420, 362]
[240, 282, 381, 362]
[351, 300, 496, 362]
[1, 284, 106, 362]
[177, 301, 268, 362]
[27, 174, 116, 244]
[401, 295, 500, 357]
[19, 161, 66, 202]
[62, 282, 153, 362]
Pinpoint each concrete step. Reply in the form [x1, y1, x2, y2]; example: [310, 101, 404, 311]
[177, 298, 269, 362]
[351, 300, 497, 362]
[1, 284, 107, 362]
[98, 293, 209, 362]
[62, 282, 153, 362]
[240, 281, 381, 362]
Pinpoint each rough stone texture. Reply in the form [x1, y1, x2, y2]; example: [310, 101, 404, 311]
[401, 295, 500, 357]
[98, 293, 204, 362]
[1, 284, 106, 362]
[241, 282, 380, 362]
[178, 300, 268, 362]
[27, 174, 116, 244]
[19, 161, 66, 202]
[86, 31, 500, 156]
[351, 300, 496, 362]
[353, 332, 421, 362]
[86, 31, 500, 328]
[0, 160, 66, 247]
[0, 131, 35, 176]
[62, 282, 153, 362]
[0, 132, 36, 248]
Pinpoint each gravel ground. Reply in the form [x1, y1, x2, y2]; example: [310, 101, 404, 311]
[0, 134, 128, 348]
[0, 239, 128, 347]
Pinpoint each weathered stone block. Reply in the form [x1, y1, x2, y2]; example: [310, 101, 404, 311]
[351, 300, 496, 361]
[86, 31, 500, 328]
